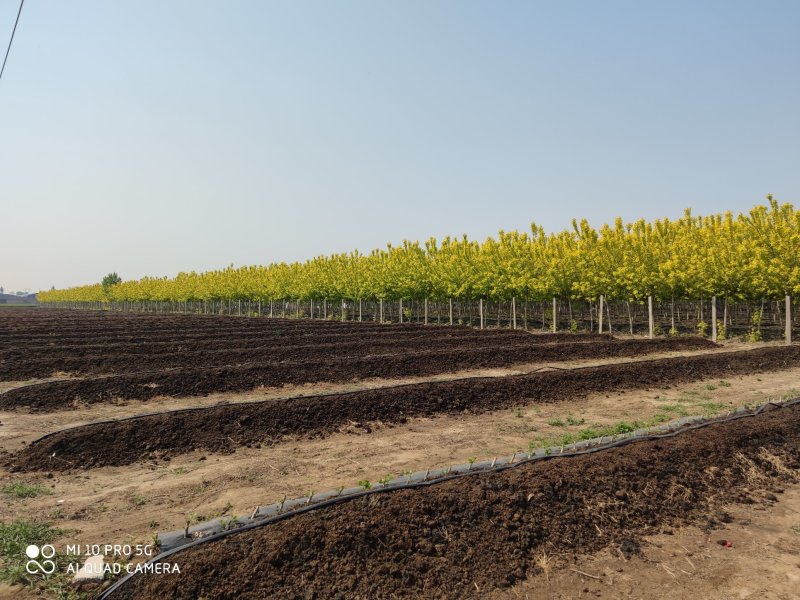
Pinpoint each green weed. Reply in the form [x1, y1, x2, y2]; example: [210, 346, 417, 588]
[2, 482, 50, 499]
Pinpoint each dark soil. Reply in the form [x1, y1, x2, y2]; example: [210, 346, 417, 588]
[108, 402, 800, 599]
[0, 337, 715, 408]
[0, 331, 625, 380]
[0, 330, 608, 361]
[12, 345, 799, 471]
[0, 310, 546, 347]
[0, 332, 714, 381]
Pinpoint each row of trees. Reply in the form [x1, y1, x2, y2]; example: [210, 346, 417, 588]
[39, 199, 798, 338]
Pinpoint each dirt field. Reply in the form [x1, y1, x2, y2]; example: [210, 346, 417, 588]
[1, 310, 798, 599]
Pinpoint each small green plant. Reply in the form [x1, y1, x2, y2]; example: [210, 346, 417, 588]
[790, 524, 800, 535]
[378, 474, 393, 487]
[697, 320, 708, 336]
[171, 467, 188, 475]
[2, 482, 50, 499]
[149, 520, 160, 529]
[467, 457, 477, 470]
[719, 380, 732, 387]
[219, 516, 240, 530]
[705, 383, 717, 390]
[222, 500, 233, 514]
[547, 418, 565, 427]
[132, 494, 147, 507]
[183, 511, 203, 538]
[335, 486, 345, 496]
[527, 441, 537, 455]
[653, 323, 664, 336]
[716, 319, 727, 340]
[358, 480, 372, 490]
[747, 311, 763, 342]
[570, 319, 579, 332]
[668, 327, 678, 336]
[565, 415, 585, 426]
[514, 407, 524, 418]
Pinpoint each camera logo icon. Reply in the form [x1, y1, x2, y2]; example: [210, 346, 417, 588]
[25, 544, 57, 575]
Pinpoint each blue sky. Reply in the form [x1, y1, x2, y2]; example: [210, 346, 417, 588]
[1, 1, 798, 292]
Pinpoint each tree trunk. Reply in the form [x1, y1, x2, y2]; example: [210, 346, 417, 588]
[380, 299, 384, 323]
[598, 296, 604, 334]
[399, 299, 403, 324]
[512, 297, 517, 330]
[359, 299, 363, 322]
[786, 294, 792, 345]
[449, 298, 453, 326]
[626, 300, 633, 335]
[479, 298, 484, 329]
[648, 295, 654, 339]
[670, 294, 675, 333]
[711, 295, 717, 342]
[551, 297, 557, 333]
[723, 296, 728, 331]
[523, 300, 528, 330]
[424, 298, 428, 325]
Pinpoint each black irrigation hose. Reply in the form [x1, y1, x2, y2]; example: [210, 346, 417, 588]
[97, 396, 800, 600]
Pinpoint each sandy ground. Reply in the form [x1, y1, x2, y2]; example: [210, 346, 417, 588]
[494, 482, 800, 600]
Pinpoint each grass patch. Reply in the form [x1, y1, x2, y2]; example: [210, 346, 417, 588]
[658, 404, 689, 416]
[698, 401, 729, 415]
[0, 519, 83, 597]
[565, 415, 585, 426]
[547, 418, 565, 427]
[705, 383, 717, 390]
[718, 380, 732, 387]
[2, 482, 50, 499]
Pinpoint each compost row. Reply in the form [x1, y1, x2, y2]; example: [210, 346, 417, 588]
[12, 345, 799, 471]
[1, 322, 552, 350]
[106, 401, 800, 599]
[0, 330, 609, 366]
[0, 336, 714, 381]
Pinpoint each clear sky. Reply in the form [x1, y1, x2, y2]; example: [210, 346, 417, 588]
[1, 1, 798, 292]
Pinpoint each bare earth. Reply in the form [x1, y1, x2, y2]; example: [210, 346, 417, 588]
[1, 340, 799, 599]
[494, 483, 800, 600]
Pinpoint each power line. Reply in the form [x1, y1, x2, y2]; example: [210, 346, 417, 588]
[0, 0, 24, 82]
